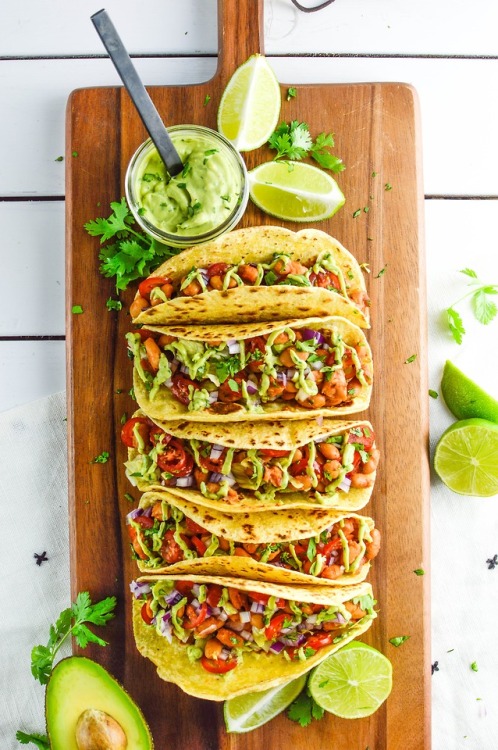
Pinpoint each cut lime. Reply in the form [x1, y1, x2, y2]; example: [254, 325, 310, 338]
[217, 54, 281, 151]
[441, 360, 498, 423]
[224, 674, 307, 733]
[248, 160, 345, 222]
[434, 418, 498, 497]
[308, 641, 392, 719]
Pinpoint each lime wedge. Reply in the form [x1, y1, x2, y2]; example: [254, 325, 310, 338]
[217, 54, 281, 151]
[308, 641, 392, 719]
[248, 160, 345, 222]
[434, 417, 498, 497]
[441, 360, 498, 423]
[224, 674, 307, 733]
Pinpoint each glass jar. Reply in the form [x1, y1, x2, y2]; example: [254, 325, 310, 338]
[125, 125, 249, 248]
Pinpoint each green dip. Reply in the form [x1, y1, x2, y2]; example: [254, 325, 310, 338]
[134, 130, 244, 237]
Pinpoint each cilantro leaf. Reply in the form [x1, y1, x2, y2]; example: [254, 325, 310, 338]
[16, 731, 50, 749]
[446, 307, 465, 345]
[460, 268, 478, 279]
[287, 687, 325, 727]
[30, 593, 116, 684]
[311, 132, 345, 173]
[85, 198, 180, 291]
[472, 289, 497, 325]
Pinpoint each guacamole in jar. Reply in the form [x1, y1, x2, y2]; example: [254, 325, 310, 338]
[128, 126, 248, 244]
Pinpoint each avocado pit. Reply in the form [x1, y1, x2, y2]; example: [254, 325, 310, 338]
[75, 708, 127, 750]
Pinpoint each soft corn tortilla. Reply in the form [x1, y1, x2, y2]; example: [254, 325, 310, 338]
[134, 316, 372, 423]
[132, 226, 369, 328]
[135, 490, 374, 585]
[132, 574, 375, 701]
[127, 412, 377, 511]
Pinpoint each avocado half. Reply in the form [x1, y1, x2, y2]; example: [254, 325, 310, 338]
[45, 656, 154, 749]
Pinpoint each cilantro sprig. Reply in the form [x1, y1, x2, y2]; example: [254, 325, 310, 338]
[446, 268, 498, 344]
[287, 685, 325, 727]
[30, 592, 116, 685]
[268, 121, 345, 173]
[16, 732, 50, 749]
[84, 198, 179, 291]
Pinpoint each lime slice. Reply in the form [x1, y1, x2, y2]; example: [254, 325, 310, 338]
[217, 54, 281, 151]
[308, 641, 392, 719]
[224, 674, 307, 733]
[441, 360, 498, 423]
[248, 160, 345, 222]
[434, 417, 498, 497]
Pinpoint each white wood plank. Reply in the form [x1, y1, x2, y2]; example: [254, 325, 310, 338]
[2, 0, 496, 57]
[0, 201, 65, 336]
[0, 340, 65, 412]
[0, 56, 497, 198]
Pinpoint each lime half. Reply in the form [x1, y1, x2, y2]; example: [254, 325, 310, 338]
[434, 418, 498, 497]
[217, 54, 281, 151]
[249, 160, 345, 222]
[224, 674, 307, 733]
[441, 360, 498, 423]
[308, 641, 392, 719]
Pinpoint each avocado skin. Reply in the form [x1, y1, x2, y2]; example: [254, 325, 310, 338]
[45, 656, 154, 749]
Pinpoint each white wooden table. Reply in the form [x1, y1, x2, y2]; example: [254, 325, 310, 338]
[2, 2, 498, 748]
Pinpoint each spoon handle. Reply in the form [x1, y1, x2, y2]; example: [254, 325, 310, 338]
[91, 9, 183, 176]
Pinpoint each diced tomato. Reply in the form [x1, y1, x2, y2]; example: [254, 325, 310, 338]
[200, 655, 237, 674]
[175, 581, 195, 596]
[128, 526, 148, 561]
[199, 450, 227, 474]
[133, 514, 154, 529]
[322, 538, 343, 556]
[206, 584, 223, 607]
[149, 425, 171, 446]
[348, 429, 375, 451]
[171, 374, 198, 406]
[156, 438, 194, 476]
[140, 600, 154, 625]
[289, 446, 309, 477]
[138, 276, 172, 299]
[159, 530, 184, 564]
[305, 633, 334, 651]
[131, 328, 159, 342]
[120, 417, 150, 449]
[245, 336, 267, 355]
[184, 601, 208, 629]
[190, 536, 208, 556]
[265, 612, 290, 640]
[247, 591, 286, 608]
[205, 263, 230, 279]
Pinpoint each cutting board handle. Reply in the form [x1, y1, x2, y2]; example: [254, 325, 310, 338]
[216, 0, 264, 80]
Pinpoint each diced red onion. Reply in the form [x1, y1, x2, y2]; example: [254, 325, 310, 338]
[164, 378, 173, 388]
[227, 620, 245, 632]
[227, 341, 241, 354]
[280, 634, 306, 647]
[218, 610, 228, 622]
[175, 475, 195, 488]
[165, 589, 182, 605]
[192, 583, 201, 596]
[208, 390, 219, 404]
[250, 601, 265, 614]
[239, 611, 252, 623]
[162, 610, 172, 623]
[210, 445, 224, 459]
[276, 372, 287, 386]
[218, 648, 231, 661]
[270, 640, 286, 653]
[305, 614, 318, 627]
[159, 617, 173, 642]
[333, 612, 347, 625]
[240, 629, 253, 641]
[211, 606, 221, 616]
[338, 476, 352, 492]
[301, 328, 325, 344]
[295, 389, 308, 402]
[209, 472, 236, 487]
[310, 360, 324, 370]
[246, 380, 258, 395]
[126, 508, 143, 523]
[179, 365, 190, 375]
[190, 598, 200, 610]
[129, 580, 151, 598]
[286, 368, 296, 379]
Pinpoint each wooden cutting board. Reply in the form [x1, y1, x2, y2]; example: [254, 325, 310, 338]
[65, 0, 430, 747]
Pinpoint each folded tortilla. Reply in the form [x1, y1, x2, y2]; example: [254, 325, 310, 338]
[124, 411, 378, 511]
[131, 226, 370, 328]
[132, 574, 376, 700]
[131, 316, 372, 422]
[129, 490, 379, 586]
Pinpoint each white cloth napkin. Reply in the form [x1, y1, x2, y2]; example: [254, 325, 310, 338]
[1, 382, 497, 748]
[0, 392, 70, 748]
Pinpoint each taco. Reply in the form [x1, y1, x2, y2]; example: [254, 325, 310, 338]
[122, 411, 379, 511]
[127, 490, 381, 585]
[128, 316, 372, 422]
[129, 226, 370, 328]
[131, 574, 376, 700]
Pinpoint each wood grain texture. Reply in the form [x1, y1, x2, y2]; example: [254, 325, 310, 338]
[65, 0, 430, 747]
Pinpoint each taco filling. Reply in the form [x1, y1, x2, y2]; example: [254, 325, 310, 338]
[130, 578, 376, 675]
[130, 250, 370, 321]
[127, 501, 381, 579]
[122, 416, 379, 504]
[126, 322, 372, 415]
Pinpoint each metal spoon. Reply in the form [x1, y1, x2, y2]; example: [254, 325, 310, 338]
[91, 8, 183, 176]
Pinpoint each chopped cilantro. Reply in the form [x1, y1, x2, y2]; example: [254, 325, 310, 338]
[286, 86, 297, 100]
[15, 731, 50, 749]
[54, 156, 64, 162]
[267, 121, 344, 173]
[428, 389, 438, 399]
[91, 451, 110, 464]
[375, 265, 387, 278]
[287, 687, 325, 727]
[203, 94, 211, 106]
[470, 661, 478, 672]
[413, 568, 425, 576]
[71, 304, 84, 314]
[445, 268, 498, 344]
[384, 182, 392, 190]
[389, 635, 410, 647]
[404, 354, 417, 364]
[106, 297, 122, 311]
[124, 493, 135, 503]
[72, 151, 78, 158]
[352, 209, 361, 218]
